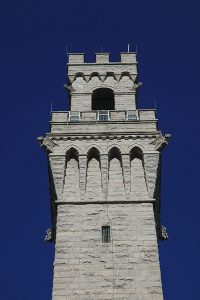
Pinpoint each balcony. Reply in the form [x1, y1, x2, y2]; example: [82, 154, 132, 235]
[52, 110, 156, 123]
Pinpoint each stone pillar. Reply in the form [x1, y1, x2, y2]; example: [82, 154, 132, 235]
[143, 152, 160, 199]
[49, 155, 65, 202]
[79, 154, 87, 200]
[121, 153, 131, 199]
[100, 154, 108, 200]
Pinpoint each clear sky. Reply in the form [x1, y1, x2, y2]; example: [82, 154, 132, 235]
[0, 0, 199, 299]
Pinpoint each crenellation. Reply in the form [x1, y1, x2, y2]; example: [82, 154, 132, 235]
[95, 53, 110, 63]
[68, 53, 85, 64]
[120, 52, 137, 63]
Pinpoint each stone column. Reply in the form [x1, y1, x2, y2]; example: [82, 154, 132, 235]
[100, 154, 108, 200]
[121, 153, 131, 199]
[79, 154, 87, 200]
[143, 152, 160, 199]
[49, 154, 66, 202]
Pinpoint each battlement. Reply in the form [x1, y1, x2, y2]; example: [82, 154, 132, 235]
[67, 53, 139, 112]
[68, 52, 137, 65]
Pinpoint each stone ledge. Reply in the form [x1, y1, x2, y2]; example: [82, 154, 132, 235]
[55, 199, 155, 205]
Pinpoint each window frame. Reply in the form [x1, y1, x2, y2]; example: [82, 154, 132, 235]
[102, 225, 111, 243]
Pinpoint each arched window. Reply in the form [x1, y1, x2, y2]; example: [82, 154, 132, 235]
[92, 88, 115, 110]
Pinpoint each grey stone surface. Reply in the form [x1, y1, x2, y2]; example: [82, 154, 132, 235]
[39, 52, 169, 299]
[52, 204, 163, 299]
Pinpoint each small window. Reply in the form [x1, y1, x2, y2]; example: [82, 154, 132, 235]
[126, 110, 138, 121]
[102, 226, 111, 243]
[69, 111, 80, 122]
[97, 111, 110, 121]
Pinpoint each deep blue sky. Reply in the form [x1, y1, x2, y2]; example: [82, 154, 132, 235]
[0, 0, 199, 299]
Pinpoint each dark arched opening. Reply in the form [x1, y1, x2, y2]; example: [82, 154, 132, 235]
[92, 88, 115, 110]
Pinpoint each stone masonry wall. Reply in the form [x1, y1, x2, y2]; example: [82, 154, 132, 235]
[53, 203, 163, 300]
[41, 53, 169, 300]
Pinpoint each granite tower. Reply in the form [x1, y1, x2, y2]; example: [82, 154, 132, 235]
[38, 52, 169, 300]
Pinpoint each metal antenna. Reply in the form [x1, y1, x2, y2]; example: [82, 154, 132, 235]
[66, 44, 69, 56]
[50, 102, 53, 116]
[136, 44, 138, 54]
[101, 45, 103, 53]
[128, 44, 130, 52]
[154, 99, 157, 110]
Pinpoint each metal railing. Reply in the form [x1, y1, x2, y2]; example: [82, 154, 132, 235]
[68, 110, 140, 122]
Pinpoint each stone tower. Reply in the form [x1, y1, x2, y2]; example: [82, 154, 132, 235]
[39, 52, 169, 300]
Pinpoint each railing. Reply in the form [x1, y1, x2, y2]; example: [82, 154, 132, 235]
[68, 110, 139, 122]
[51, 110, 156, 123]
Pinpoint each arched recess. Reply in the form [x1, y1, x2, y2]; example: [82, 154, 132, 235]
[85, 147, 103, 201]
[90, 72, 101, 80]
[74, 72, 85, 81]
[105, 72, 116, 80]
[92, 88, 115, 110]
[130, 147, 148, 199]
[83, 144, 104, 155]
[107, 147, 125, 201]
[120, 71, 131, 80]
[63, 148, 80, 201]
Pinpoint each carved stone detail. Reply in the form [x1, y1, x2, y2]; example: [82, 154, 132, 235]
[129, 82, 143, 91]
[63, 84, 75, 92]
[150, 134, 171, 151]
[44, 228, 53, 243]
[37, 136, 58, 153]
[157, 224, 169, 241]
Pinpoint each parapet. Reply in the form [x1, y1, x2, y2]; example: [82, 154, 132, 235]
[67, 52, 137, 64]
[68, 53, 85, 64]
[67, 52, 138, 83]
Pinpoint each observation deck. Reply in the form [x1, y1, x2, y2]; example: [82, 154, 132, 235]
[50, 109, 158, 135]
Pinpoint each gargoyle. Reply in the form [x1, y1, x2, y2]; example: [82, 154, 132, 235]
[150, 134, 171, 151]
[129, 81, 143, 91]
[44, 228, 53, 243]
[63, 84, 75, 92]
[37, 136, 58, 153]
[157, 224, 169, 241]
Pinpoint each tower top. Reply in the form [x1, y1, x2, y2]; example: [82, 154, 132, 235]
[67, 52, 137, 64]
[66, 52, 139, 111]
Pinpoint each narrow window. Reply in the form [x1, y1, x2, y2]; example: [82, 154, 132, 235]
[102, 226, 111, 243]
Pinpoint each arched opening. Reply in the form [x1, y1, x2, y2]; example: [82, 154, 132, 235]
[92, 88, 115, 110]
[130, 147, 148, 199]
[108, 147, 125, 201]
[63, 148, 80, 201]
[86, 147, 103, 201]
